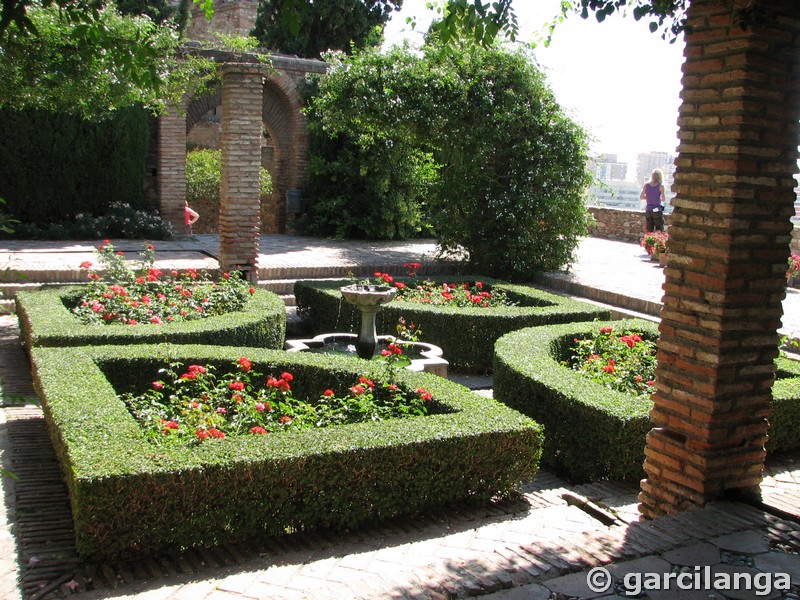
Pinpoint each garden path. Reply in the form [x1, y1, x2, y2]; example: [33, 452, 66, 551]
[0, 235, 798, 599]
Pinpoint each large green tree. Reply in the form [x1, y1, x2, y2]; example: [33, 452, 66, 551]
[307, 39, 591, 279]
[252, 0, 402, 58]
[0, 4, 213, 118]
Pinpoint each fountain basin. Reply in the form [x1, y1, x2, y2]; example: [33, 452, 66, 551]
[284, 334, 449, 378]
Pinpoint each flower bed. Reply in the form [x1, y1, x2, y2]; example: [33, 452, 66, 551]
[494, 319, 800, 482]
[31, 344, 542, 559]
[16, 285, 286, 349]
[294, 278, 611, 373]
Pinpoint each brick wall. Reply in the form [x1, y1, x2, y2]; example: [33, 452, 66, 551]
[639, 0, 800, 518]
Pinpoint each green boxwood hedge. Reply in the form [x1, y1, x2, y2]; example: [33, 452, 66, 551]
[493, 319, 800, 483]
[771, 355, 800, 452]
[31, 344, 542, 560]
[294, 278, 611, 373]
[16, 286, 286, 349]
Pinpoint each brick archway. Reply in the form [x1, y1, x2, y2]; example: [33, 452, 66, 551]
[156, 50, 327, 240]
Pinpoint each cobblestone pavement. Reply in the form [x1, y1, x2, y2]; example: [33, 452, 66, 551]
[0, 236, 799, 599]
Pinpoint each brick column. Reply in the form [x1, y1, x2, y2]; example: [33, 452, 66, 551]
[639, 0, 800, 518]
[219, 63, 269, 281]
[157, 104, 188, 233]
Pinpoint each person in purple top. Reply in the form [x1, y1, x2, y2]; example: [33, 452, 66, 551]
[640, 169, 667, 232]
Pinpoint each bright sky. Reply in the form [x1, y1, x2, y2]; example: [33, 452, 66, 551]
[383, 0, 686, 179]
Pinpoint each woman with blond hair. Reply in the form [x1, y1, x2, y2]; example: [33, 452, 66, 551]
[640, 168, 666, 232]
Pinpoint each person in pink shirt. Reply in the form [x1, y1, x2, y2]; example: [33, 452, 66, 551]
[184, 201, 199, 234]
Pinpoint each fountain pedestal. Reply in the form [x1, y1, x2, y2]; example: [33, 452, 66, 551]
[339, 284, 397, 359]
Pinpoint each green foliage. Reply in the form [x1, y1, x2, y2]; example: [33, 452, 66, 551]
[0, 5, 212, 118]
[0, 106, 151, 227]
[294, 277, 611, 373]
[116, 0, 176, 24]
[31, 343, 542, 559]
[186, 148, 272, 203]
[251, 0, 401, 59]
[424, 41, 592, 280]
[494, 319, 800, 482]
[10, 202, 174, 240]
[16, 285, 286, 350]
[299, 59, 438, 240]
[493, 319, 659, 482]
[307, 41, 591, 278]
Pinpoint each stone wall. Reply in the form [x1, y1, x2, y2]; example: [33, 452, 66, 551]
[587, 206, 672, 243]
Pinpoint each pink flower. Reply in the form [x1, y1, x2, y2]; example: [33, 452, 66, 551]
[238, 357, 252, 372]
[603, 360, 616, 373]
[279, 415, 292, 425]
[150, 316, 163, 324]
[600, 327, 614, 334]
[250, 426, 268, 435]
[152, 381, 164, 390]
[216, 407, 227, 414]
[79, 261, 92, 269]
[323, 389, 335, 397]
[255, 402, 266, 412]
[229, 381, 245, 391]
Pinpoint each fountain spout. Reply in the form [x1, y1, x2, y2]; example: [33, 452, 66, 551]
[339, 284, 397, 359]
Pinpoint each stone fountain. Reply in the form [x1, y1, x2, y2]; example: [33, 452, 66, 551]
[284, 283, 448, 377]
[339, 283, 397, 359]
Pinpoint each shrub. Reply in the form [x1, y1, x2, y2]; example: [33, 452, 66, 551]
[31, 343, 543, 559]
[16, 285, 286, 349]
[494, 319, 800, 482]
[494, 319, 658, 482]
[305, 40, 589, 270]
[294, 277, 611, 374]
[9, 202, 174, 240]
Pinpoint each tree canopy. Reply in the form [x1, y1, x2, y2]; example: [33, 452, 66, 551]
[304, 38, 591, 278]
[252, 0, 402, 58]
[0, 4, 213, 118]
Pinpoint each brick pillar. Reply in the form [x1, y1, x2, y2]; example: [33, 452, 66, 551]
[219, 63, 269, 282]
[639, 0, 800, 518]
[157, 104, 188, 233]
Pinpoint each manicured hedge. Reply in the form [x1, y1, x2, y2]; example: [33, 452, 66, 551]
[294, 278, 611, 373]
[771, 355, 800, 452]
[31, 344, 542, 560]
[16, 286, 286, 349]
[494, 319, 655, 482]
[494, 319, 800, 483]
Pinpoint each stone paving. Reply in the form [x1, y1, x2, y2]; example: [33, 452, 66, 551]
[0, 235, 799, 599]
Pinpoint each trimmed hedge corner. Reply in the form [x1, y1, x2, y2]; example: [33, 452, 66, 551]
[493, 319, 655, 482]
[494, 319, 800, 483]
[31, 344, 542, 560]
[16, 286, 286, 349]
[294, 278, 611, 373]
[771, 355, 800, 452]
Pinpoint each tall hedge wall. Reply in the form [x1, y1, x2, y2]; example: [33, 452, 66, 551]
[0, 107, 149, 226]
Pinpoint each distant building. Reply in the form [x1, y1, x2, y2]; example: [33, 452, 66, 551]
[588, 154, 627, 182]
[586, 180, 642, 210]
